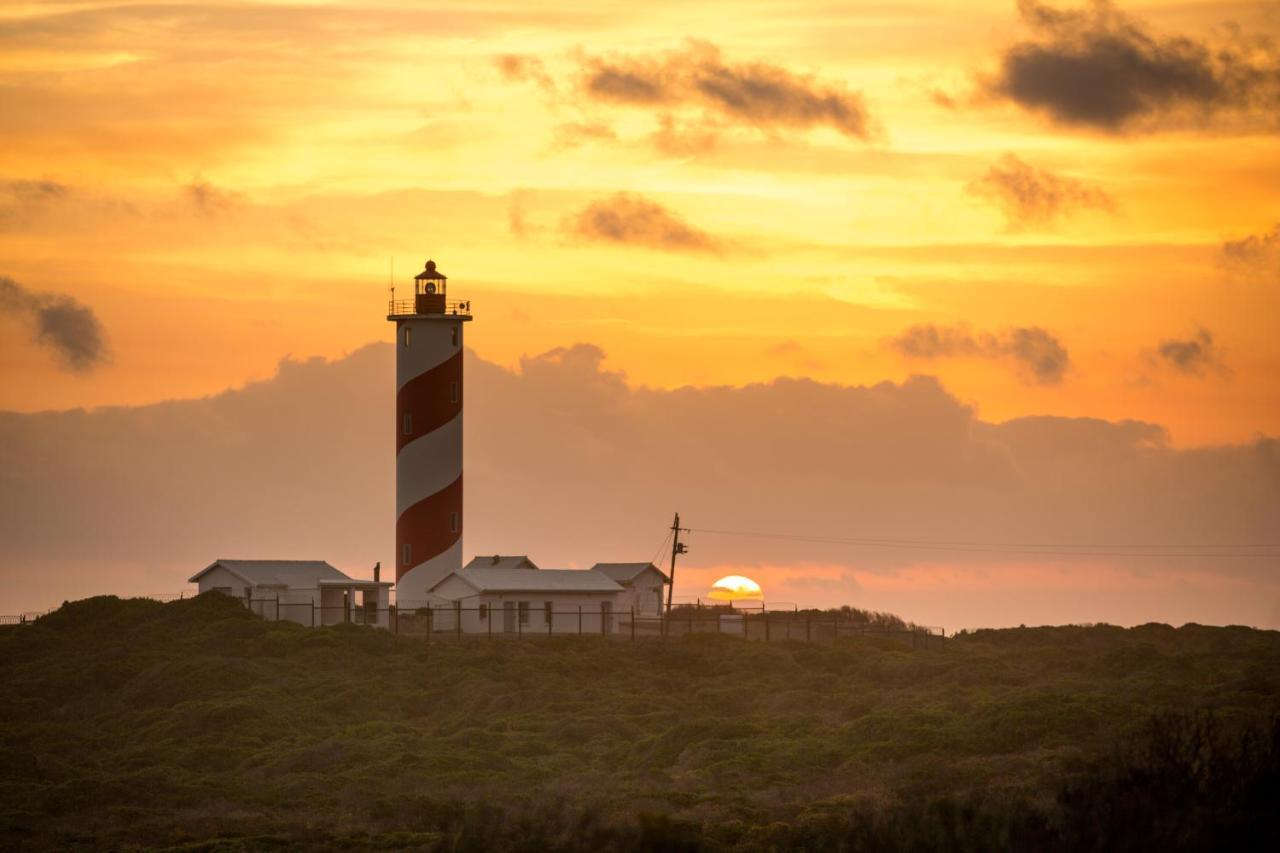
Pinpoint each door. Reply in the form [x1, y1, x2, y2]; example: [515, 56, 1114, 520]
[503, 601, 516, 633]
[601, 600, 612, 635]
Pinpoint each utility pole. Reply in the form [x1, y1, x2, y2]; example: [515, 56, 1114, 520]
[665, 512, 688, 617]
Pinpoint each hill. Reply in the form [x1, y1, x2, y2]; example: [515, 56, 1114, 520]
[1, 594, 1278, 850]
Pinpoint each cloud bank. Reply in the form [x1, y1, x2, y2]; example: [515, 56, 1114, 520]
[1, 343, 1276, 627]
[987, 0, 1280, 133]
[0, 276, 107, 372]
[889, 323, 1071, 385]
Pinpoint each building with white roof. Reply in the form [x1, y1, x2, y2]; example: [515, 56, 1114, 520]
[426, 565, 632, 634]
[189, 559, 392, 627]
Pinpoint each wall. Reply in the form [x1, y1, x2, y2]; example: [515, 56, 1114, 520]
[428, 589, 626, 635]
[194, 566, 248, 599]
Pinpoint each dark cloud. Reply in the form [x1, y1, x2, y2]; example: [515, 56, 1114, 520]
[889, 323, 1070, 385]
[1154, 328, 1228, 377]
[0, 276, 107, 372]
[986, 0, 1280, 133]
[497, 40, 874, 146]
[968, 153, 1113, 229]
[1221, 223, 1280, 280]
[581, 41, 872, 138]
[1, 344, 1276, 626]
[566, 193, 719, 253]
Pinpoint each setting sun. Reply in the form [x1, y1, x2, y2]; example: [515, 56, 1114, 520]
[708, 575, 764, 602]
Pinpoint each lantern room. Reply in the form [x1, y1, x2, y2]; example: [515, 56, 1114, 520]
[414, 259, 448, 314]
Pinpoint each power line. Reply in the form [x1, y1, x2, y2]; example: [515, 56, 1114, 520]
[685, 527, 1280, 559]
[649, 528, 674, 566]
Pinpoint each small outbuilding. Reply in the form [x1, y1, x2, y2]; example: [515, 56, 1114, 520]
[591, 562, 669, 616]
[189, 559, 391, 628]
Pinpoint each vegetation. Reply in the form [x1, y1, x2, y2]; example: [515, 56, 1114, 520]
[1, 594, 1277, 850]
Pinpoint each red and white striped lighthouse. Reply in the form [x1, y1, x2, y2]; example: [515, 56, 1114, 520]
[387, 259, 472, 606]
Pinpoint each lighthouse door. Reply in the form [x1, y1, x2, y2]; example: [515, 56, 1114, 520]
[503, 601, 516, 633]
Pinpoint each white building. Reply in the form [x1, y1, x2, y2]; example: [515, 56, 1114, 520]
[189, 559, 392, 628]
[591, 563, 669, 617]
[426, 566, 629, 634]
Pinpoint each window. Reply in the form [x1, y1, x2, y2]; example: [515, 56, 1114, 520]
[450, 381, 459, 404]
[403, 413, 413, 435]
[402, 543, 412, 566]
[518, 601, 529, 624]
[544, 601, 553, 625]
[479, 603, 488, 621]
[449, 511, 459, 533]
[403, 327, 412, 347]
[451, 326, 458, 347]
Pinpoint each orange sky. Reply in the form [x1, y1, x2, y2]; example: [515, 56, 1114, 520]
[1, 0, 1277, 446]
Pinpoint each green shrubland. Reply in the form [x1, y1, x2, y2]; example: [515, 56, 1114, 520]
[1, 594, 1277, 850]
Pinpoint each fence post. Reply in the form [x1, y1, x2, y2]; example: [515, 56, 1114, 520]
[631, 607, 635, 642]
[426, 607, 433, 646]
[548, 608, 552, 638]
[765, 611, 770, 642]
[806, 614, 811, 642]
[311, 598, 316, 628]
[275, 596, 280, 623]
[578, 605, 582, 636]
[518, 611, 523, 639]
[488, 606, 492, 640]
[456, 606, 462, 641]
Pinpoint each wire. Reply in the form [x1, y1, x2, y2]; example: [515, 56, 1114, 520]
[649, 528, 674, 566]
[685, 527, 1280, 559]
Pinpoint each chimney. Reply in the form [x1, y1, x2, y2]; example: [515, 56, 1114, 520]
[373, 561, 381, 583]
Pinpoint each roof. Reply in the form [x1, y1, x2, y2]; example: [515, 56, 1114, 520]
[189, 559, 350, 587]
[592, 562, 670, 584]
[414, 259, 446, 280]
[463, 555, 540, 571]
[430, 568, 623, 594]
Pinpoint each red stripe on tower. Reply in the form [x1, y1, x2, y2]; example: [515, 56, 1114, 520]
[387, 259, 472, 605]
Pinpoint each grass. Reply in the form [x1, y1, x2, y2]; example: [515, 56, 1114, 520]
[0, 594, 1277, 850]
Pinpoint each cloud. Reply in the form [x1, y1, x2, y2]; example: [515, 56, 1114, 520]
[499, 40, 874, 147]
[0, 276, 107, 372]
[968, 153, 1113, 229]
[582, 41, 872, 138]
[565, 193, 719, 253]
[889, 323, 1070, 385]
[1, 343, 1277, 627]
[1221, 223, 1280, 281]
[494, 53, 555, 93]
[985, 0, 1280, 133]
[1152, 328, 1228, 377]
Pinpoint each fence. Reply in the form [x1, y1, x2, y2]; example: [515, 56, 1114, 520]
[240, 598, 946, 648]
[1, 595, 945, 648]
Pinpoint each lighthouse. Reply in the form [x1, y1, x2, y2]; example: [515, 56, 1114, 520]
[387, 259, 472, 606]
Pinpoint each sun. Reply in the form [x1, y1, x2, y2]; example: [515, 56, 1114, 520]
[708, 575, 764, 602]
